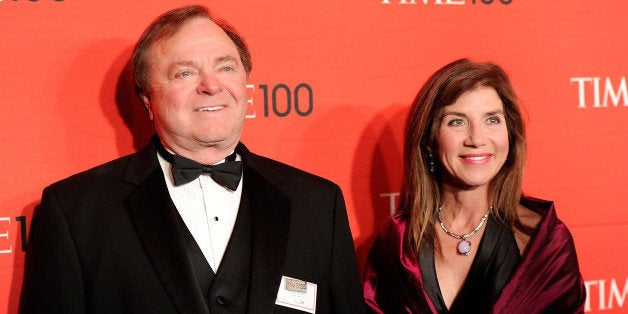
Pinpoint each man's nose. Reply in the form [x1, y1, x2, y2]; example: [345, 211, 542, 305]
[197, 74, 223, 95]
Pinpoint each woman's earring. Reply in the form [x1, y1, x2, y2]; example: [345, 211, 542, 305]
[428, 154, 436, 174]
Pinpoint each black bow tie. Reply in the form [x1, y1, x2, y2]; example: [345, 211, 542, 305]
[154, 137, 242, 190]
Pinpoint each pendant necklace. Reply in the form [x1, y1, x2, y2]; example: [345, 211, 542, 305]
[437, 206, 491, 256]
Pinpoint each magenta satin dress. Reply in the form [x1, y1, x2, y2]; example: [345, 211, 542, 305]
[363, 196, 586, 314]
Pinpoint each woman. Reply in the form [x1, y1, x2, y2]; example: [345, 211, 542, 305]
[363, 59, 586, 313]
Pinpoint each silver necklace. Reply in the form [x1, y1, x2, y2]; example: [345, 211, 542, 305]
[437, 206, 491, 256]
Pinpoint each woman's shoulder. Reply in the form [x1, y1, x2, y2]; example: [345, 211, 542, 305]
[514, 195, 550, 254]
[373, 213, 408, 240]
[516, 204, 543, 231]
[517, 195, 554, 230]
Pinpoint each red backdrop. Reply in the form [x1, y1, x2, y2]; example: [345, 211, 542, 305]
[1, 1, 627, 312]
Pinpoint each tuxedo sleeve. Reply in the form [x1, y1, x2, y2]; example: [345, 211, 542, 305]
[20, 187, 86, 314]
[329, 187, 367, 313]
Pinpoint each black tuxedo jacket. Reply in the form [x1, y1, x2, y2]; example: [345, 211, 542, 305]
[20, 139, 365, 313]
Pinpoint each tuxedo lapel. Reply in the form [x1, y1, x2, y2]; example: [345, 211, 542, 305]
[123, 138, 209, 314]
[240, 148, 292, 312]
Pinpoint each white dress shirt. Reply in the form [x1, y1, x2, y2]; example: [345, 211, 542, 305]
[157, 152, 243, 272]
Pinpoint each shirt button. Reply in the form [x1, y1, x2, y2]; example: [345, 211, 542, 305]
[216, 295, 229, 305]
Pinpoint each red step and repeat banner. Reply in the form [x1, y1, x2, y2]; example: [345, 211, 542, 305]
[1, 0, 627, 312]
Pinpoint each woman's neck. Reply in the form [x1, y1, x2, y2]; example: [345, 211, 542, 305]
[440, 183, 490, 224]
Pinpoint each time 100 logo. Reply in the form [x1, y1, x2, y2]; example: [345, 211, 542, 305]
[381, 0, 512, 4]
[247, 83, 314, 118]
[471, 0, 511, 4]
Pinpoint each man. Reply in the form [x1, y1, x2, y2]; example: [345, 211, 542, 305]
[20, 5, 364, 313]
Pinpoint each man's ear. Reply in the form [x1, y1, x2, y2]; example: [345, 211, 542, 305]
[141, 95, 154, 121]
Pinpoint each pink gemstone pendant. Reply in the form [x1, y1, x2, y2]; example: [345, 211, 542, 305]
[457, 240, 471, 255]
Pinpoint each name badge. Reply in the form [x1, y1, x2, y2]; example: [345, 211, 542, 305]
[275, 276, 317, 313]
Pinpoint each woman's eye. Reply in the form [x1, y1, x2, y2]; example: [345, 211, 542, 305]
[487, 116, 502, 124]
[447, 119, 465, 127]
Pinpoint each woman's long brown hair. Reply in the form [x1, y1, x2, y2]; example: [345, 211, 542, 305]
[399, 59, 528, 255]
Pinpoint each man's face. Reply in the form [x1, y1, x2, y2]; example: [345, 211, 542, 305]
[143, 17, 248, 155]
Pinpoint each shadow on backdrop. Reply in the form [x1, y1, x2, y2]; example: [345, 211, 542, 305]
[351, 106, 407, 278]
[101, 46, 153, 155]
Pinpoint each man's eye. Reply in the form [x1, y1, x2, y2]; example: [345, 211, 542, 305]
[175, 71, 191, 78]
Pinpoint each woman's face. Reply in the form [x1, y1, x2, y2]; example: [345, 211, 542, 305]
[435, 86, 509, 191]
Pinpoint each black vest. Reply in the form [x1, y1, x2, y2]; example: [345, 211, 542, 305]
[178, 186, 252, 313]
